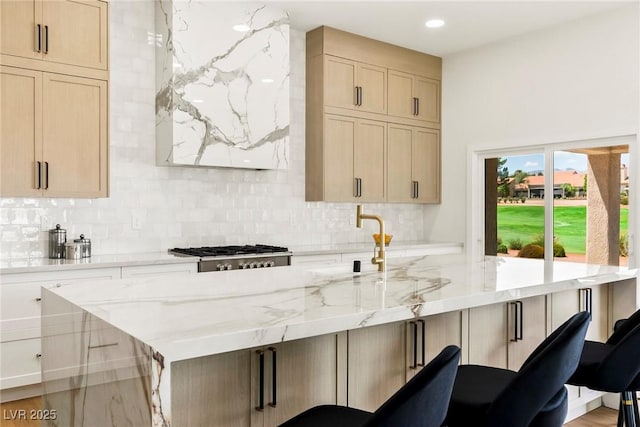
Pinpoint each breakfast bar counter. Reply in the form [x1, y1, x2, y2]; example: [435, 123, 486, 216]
[40, 255, 637, 426]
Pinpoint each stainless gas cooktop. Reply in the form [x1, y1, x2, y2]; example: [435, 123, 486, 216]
[170, 245, 292, 272]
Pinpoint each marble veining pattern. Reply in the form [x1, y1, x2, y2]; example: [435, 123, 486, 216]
[46, 255, 636, 363]
[156, 1, 290, 169]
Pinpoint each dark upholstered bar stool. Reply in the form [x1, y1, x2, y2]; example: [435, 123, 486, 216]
[278, 345, 460, 427]
[445, 311, 590, 427]
[568, 308, 640, 427]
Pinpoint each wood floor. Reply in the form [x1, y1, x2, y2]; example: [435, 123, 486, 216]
[0, 397, 621, 426]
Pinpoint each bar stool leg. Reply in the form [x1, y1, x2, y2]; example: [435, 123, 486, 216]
[619, 394, 626, 427]
[633, 391, 639, 426]
[622, 391, 637, 427]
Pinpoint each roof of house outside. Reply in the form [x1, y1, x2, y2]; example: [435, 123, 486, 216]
[525, 171, 585, 188]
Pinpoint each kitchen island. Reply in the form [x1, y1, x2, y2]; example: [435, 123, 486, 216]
[40, 255, 637, 426]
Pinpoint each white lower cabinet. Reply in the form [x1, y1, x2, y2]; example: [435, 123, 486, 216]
[120, 263, 197, 278]
[0, 268, 120, 391]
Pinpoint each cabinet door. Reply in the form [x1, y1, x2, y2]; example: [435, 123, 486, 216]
[348, 322, 406, 412]
[357, 63, 386, 114]
[324, 115, 356, 201]
[42, 73, 108, 197]
[172, 350, 256, 427]
[407, 311, 462, 382]
[0, 0, 42, 60]
[354, 119, 385, 202]
[387, 70, 414, 119]
[412, 128, 439, 203]
[270, 334, 338, 426]
[413, 76, 440, 124]
[41, 0, 108, 70]
[468, 304, 508, 369]
[387, 124, 413, 202]
[324, 56, 357, 110]
[586, 285, 609, 342]
[0, 66, 43, 197]
[507, 296, 547, 371]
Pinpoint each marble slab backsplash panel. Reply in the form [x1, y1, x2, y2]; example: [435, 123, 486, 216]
[155, 1, 290, 169]
[0, 1, 427, 261]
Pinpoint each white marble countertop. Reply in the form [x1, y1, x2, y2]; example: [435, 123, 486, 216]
[43, 254, 637, 364]
[0, 252, 197, 274]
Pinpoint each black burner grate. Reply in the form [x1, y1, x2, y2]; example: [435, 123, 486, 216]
[171, 245, 289, 258]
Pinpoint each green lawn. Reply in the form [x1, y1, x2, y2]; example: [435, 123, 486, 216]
[497, 205, 628, 254]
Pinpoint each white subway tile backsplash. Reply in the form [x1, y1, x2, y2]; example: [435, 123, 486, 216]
[0, 1, 428, 261]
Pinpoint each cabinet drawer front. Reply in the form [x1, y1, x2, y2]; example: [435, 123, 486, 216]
[0, 338, 42, 389]
[121, 263, 198, 278]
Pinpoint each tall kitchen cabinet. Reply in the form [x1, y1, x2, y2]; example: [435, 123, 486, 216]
[0, 0, 109, 198]
[306, 26, 441, 203]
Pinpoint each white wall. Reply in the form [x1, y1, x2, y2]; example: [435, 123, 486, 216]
[431, 4, 639, 248]
[0, 1, 427, 260]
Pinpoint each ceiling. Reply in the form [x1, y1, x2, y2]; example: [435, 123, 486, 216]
[266, 1, 634, 56]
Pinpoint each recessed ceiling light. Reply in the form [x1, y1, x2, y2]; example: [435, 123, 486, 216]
[261, 78, 274, 84]
[425, 19, 445, 28]
[232, 24, 250, 32]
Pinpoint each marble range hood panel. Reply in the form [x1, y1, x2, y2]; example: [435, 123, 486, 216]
[155, 1, 290, 170]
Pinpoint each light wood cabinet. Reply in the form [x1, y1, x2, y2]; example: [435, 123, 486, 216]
[387, 124, 440, 203]
[388, 70, 440, 125]
[0, 0, 108, 72]
[347, 322, 406, 412]
[406, 311, 463, 382]
[316, 114, 385, 202]
[324, 56, 386, 114]
[0, 66, 108, 198]
[468, 296, 547, 371]
[306, 26, 441, 203]
[172, 334, 341, 427]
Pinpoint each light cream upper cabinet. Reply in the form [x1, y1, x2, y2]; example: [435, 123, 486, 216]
[305, 26, 441, 203]
[324, 56, 386, 114]
[0, 66, 109, 198]
[42, 73, 108, 198]
[0, 66, 42, 197]
[388, 124, 439, 203]
[388, 70, 440, 125]
[318, 114, 385, 203]
[0, 0, 108, 72]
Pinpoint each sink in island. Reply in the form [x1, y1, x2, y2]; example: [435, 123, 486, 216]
[40, 255, 637, 426]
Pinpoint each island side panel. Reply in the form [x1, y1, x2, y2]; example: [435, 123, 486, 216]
[41, 288, 154, 426]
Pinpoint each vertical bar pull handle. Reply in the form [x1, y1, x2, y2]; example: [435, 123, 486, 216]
[44, 25, 49, 54]
[417, 319, 425, 367]
[354, 86, 359, 106]
[255, 350, 264, 411]
[510, 302, 518, 342]
[36, 24, 42, 52]
[44, 161, 49, 190]
[358, 178, 362, 197]
[416, 98, 419, 116]
[587, 288, 592, 318]
[36, 161, 42, 189]
[410, 321, 418, 369]
[358, 87, 363, 106]
[415, 181, 419, 199]
[268, 347, 277, 407]
[517, 301, 524, 341]
[354, 178, 359, 198]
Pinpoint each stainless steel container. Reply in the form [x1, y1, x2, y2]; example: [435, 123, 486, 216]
[73, 234, 91, 258]
[48, 224, 67, 259]
[64, 242, 82, 259]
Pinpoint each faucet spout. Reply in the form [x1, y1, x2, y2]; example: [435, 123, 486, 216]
[355, 205, 386, 272]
